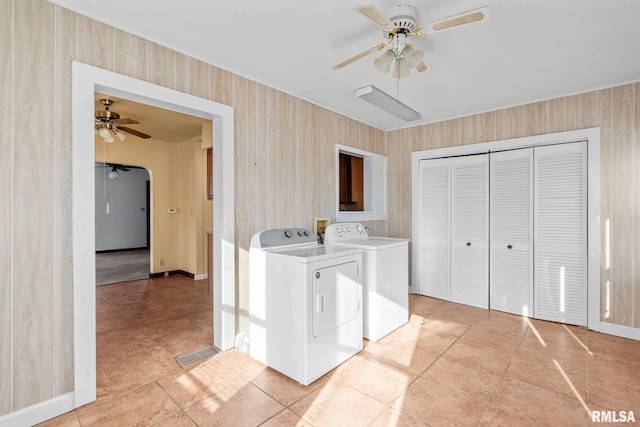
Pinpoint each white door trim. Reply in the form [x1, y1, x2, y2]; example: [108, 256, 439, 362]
[72, 61, 236, 408]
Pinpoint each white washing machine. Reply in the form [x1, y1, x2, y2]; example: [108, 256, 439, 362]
[324, 222, 409, 341]
[249, 228, 363, 385]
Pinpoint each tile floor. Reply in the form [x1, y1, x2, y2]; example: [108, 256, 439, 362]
[39, 276, 640, 426]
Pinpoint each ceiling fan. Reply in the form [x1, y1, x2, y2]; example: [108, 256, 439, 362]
[334, 3, 491, 78]
[96, 162, 140, 180]
[95, 98, 151, 141]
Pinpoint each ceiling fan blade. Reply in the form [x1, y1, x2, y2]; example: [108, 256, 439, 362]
[333, 41, 390, 70]
[118, 126, 151, 139]
[425, 6, 490, 34]
[354, 4, 389, 27]
[111, 117, 140, 125]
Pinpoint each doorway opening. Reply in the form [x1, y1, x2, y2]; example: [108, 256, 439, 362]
[95, 162, 150, 286]
[72, 62, 236, 408]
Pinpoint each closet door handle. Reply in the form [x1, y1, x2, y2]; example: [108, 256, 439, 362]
[466, 242, 471, 247]
[507, 244, 513, 249]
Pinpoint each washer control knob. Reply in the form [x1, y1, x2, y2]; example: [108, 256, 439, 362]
[304, 230, 309, 236]
[284, 230, 292, 238]
[347, 227, 351, 232]
[297, 230, 304, 237]
[356, 224, 363, 233]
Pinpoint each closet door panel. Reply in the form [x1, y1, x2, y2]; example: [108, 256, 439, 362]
[490, 148, 534, 316]
[534, 142, 587, 326]
[418, 158, 450, 300]
[451, 155, 488, 308]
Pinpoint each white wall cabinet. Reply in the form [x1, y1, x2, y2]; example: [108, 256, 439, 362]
[416, 142, 587, 326]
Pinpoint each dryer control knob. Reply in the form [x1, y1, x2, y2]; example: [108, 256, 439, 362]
[284, 230, 292, 238]
[297, 231, 304, 237]
[304, 230, 309, 236]
[356, 224, 363, 233]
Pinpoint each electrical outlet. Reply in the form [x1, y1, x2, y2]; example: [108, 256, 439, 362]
[160, 259, 165, 266]
[236, 212, 247, 225]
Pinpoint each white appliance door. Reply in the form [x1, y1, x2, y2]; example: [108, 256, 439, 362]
[451, 154, 489, 309]
[417, 158, 451, 300]
[490, 148, 534, 316]
[312, 261, 359, 338]
[534, 142, 587, 326]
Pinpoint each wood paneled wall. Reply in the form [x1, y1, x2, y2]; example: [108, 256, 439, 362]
[1, 0, 385, 416]
[2, 0, 639, 419]
[387, 86, 640, 329]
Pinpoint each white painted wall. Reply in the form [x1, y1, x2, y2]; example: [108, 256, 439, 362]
[94, 165, 149, 251]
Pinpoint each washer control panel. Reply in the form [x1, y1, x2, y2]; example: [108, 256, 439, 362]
[324, 222, 368, 242]
[253, 228, 315, 248]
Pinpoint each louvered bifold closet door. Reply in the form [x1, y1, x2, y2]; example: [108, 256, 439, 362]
[534, 142, 587, 326]
[490, 148, 533, 316]
[418, 158, 451, 300]
[451, 155, 488, 308]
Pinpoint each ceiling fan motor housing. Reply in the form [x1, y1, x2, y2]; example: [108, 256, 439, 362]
[387, 4, 419, 33]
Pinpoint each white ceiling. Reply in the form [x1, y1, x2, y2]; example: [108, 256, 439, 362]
[55, 0, 640, 131]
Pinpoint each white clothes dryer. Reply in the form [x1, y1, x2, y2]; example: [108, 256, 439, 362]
[324, 222, 409, 341]
[249, 228, 363, 385]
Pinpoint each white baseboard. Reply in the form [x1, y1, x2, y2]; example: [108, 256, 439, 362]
[599, 321, 640, 341]
[194, 273, 207, 280]
[0, 392, 75, 427]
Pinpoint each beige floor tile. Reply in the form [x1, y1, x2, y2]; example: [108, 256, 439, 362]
[432, 301, 493, 325]
[362, 329, 454, 376]
[423, 357, 503, 400]
[137, 314, 203, 339]
[370, 407, 428, 427]
[186, 309, 214, 330]
[409, 294, 446, 318]
[184, 382, 283, 427]
[76, 382, 181, 426]
[392, 374, 489, 427]
[328, 353, 417, 404]
[35, 411, 81, 427]
[481, 377, 589, 426]
[290, 379, 387, 427]
[435, 338, 514, 376]
[151, 411, 197, 427]
[159, 356, 249, 409]
[459, 324, 523, 352]
[250, 366, 329, 407]
[97, 337, 170, 376]
[587, 371, 640, 411]
[517, 331, 589, 371]
[421, 313, 471, 337]
[97, 359, 171, 402]
[154, 327, 213, 356]
[587, 330, 640, 367]
[259, 409, 313, 427]
[217, 348, 270, 380]
[505, 352, 587, 400]
[526, 318, 589, 350]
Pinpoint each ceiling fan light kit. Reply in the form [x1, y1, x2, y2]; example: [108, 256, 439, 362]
[356, 85, 421, 121]
[95, 98, 152, 141]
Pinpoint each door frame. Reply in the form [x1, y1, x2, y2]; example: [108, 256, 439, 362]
[72, 61, 236, 408]
[411, 127, 600, 331]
